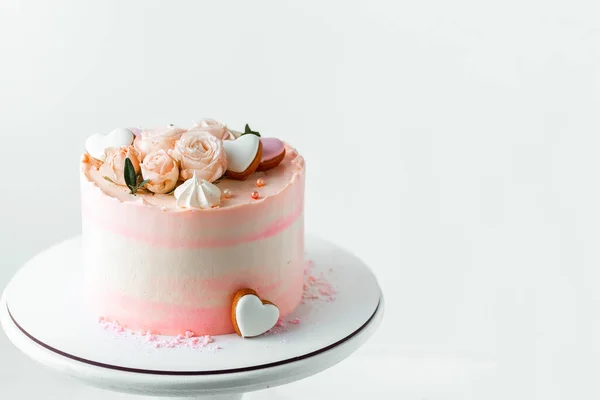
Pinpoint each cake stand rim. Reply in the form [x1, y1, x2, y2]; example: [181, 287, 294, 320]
[3, 297, 382, 375]
[0, 233, 384, 396]
[0, 287, 384, 396]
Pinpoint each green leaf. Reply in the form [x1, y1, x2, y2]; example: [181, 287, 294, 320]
[124, 158, 137, 189]
[127, 184, 137, 195]
[137, 179, 150, 189]
[103, 176, 116, 184]
[241, 124, 261, 137]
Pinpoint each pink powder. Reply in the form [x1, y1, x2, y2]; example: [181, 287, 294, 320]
[302, 260, 337, 302]
[98, 318, 219, 351]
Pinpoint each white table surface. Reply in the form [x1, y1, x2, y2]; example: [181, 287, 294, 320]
[2, 0, 600, 399]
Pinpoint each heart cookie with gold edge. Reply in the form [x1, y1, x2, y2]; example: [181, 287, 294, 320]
[232, 288, 280, 338]
[223, 134, 263, 180]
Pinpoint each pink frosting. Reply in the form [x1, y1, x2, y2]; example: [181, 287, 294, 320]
[89, 264, 304, 335]
[81, 148, 305, 247]
[82, 199, 302, 249]
[96, 259, 335, 341]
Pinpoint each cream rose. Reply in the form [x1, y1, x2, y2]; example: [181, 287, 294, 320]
[134, 126, 187, 159]
[100, 146, 141, 186]
[190, 118, 235, 141]
[140, 150, 179, 194]
[169, 131, 227, 182]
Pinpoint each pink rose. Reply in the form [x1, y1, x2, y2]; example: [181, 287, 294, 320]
[100, 146, 141, 186]
[190, 118, 235, 141]
[134, 126, 187, 159]
[140, 150, 179, 194]
[170, 132, 227, 182]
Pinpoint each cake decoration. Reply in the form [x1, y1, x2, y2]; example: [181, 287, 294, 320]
[190, 118, 236, 141]
[174, 172, 221, 209]
[81, 152, 103, 169]
[134, 126, 186, 159]
[169, 131, 227, 182]
[223, 134, 263, 180]
[85, 128, 134, 161]
[103, 155, 151, 195]
[81, 117, 306, 337]
[240, 124, 261, 137]
[100, 146, 143, 189]
[232, 289, 280, 338]
[257, 137, 286, 171]
[140, 150, 180, 194]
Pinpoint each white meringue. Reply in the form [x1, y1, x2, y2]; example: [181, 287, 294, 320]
[174, 172, 221, 209]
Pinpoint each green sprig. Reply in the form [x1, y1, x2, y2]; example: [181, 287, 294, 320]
[240, 124, 261, 137]
[124, 158, 149, 195]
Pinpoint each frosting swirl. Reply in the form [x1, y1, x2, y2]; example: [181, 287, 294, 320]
[174, 172, 221, 209]
[134, 126, 186, 159]
[140, 150, 179, 194]
[191, 118, 235, 141]
[169, 131, 227, 182]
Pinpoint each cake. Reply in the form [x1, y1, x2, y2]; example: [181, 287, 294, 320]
[80, 120, 305, 336]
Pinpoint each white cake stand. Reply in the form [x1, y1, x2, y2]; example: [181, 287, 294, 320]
[0, 235, 383, 400]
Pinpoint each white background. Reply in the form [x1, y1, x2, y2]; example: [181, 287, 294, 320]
[1, 0, 599, 399]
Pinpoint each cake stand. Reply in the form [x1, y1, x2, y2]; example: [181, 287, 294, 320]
[0, 235, 383, 400]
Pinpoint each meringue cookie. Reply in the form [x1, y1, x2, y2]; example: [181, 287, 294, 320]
[174, 172, 221, 209]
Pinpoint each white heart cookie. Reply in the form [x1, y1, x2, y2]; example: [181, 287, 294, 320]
[232, 289, 279, 338]
[223, 134, 262, 180]
[85, 128, 134, 161]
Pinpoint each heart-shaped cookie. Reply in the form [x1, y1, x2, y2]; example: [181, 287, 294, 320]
[232, 288, 279, 338]
[85, 128, 134, 161]
[257, 138, 286, 171]
[223, 134, 263, 180]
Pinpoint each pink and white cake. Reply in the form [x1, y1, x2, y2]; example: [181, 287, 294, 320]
[80, 120, 305, 337]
